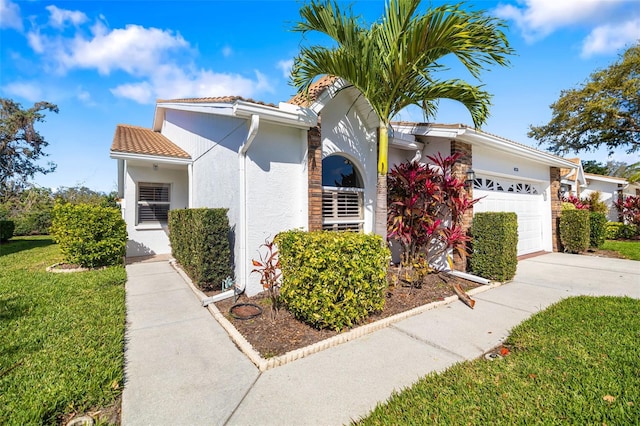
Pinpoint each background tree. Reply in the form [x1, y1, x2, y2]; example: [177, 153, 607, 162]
[291, 0, 513, 236]
[581, 160, 609, 175]
[0, 98, 58, 197]
[529, 42, 639, 156]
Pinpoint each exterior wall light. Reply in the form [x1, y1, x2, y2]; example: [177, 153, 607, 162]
[465, 169, 476, 188]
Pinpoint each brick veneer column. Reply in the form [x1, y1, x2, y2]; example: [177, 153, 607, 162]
[451, 140, 473, 271]
[307, 126, 323, 231]
[550, 167, 562, 252]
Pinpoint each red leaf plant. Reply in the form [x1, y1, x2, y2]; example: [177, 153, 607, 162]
[563, 194, 590, 210]
[614, 195, 640, 226]
[251, 237, 282, 317]
[387, 153, 479, 285]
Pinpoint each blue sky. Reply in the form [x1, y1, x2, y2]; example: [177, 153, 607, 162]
[1, 0, 639, 193]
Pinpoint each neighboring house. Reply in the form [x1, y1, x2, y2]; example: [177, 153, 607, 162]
[110, 77, 577, 295]
[582, 173, 640, 222]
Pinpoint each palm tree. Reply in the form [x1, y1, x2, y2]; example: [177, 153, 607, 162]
[291, 0, 513, 237]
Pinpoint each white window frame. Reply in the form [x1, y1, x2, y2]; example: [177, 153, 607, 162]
[321, 186, 364, 232]
[137, 182, 171, 226]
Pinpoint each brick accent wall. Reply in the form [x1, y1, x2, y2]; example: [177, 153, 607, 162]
[451, 140, 473, 271]
[307, 126, 323, 231]
[550, 167, 562, 252]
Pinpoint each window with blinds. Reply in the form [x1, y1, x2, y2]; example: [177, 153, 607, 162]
[321, 154, 365, 232]
[137, 183, 170, 224]
[322, 188, 364, 231]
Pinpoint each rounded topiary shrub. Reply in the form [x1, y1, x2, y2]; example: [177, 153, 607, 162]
[275, 230, 389, 331]
[50, 203, 127, 268]
[559, 209, 590, 253]
[589, 212, 607, 248]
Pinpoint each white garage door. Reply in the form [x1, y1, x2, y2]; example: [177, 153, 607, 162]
[473, 175, 545, 256]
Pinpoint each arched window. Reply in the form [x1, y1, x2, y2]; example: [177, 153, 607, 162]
[322, 155, 364, 231]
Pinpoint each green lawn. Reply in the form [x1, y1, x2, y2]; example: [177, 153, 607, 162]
[0, 236, 126, 425]
[602, 239, 640, 260]
[358, 296, 640, 425]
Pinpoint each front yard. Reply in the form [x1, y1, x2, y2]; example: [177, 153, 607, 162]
[358, 295, 640, 424]
[601, 239, 640, 260]
[0, 236, 126, 425]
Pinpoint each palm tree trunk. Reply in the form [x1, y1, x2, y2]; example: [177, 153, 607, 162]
[375, 124, 389, 239]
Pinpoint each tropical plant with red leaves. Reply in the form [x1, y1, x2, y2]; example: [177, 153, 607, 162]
[614, 195, 640, 225]
[251, 237, 282, 317]
[563, 194, 590, 210]
[387, 152, 479, 283]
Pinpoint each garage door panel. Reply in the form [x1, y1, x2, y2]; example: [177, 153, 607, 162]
[474, 178, 545, 256]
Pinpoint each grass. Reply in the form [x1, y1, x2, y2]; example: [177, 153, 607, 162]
[602, 239, 640, 260]
[358, 296, 640, 425]
[0, 236, 126, 425]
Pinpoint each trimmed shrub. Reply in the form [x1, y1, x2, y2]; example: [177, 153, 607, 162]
[275, 230, 389, 331]
[589, 212, 607, 248]
[13, 210, 52, 235]
[605, 222, 640, 240]
[561, 202, 577, 211]
[50, 203, 127, 267]
[559, 209, 590, 253]
[470, 212, 518, 282]
[0, 220, 15, 242]
[168, 208, 232, 291]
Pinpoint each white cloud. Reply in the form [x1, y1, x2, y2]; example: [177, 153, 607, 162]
[0, 0, 23, 32]
[45, 5, 87, 29]
[581, 18, 640, 57]
[111, 66, 274, 104]
[110, 81, 154, 104]
[277, 59, 293, 79]
[222, 45, 232, 57]
[494, 0, 632, 43]
[19, 7, 275, 104]
[2, 81, 43, 102]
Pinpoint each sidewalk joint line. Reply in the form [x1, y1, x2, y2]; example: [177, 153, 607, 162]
[223, 371, 262, 426]
[389, 325, 466, 361]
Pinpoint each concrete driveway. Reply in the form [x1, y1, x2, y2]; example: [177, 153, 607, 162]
[122, 252, 639, 425]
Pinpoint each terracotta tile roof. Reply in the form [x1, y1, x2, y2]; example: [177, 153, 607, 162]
[157, 96, 276, 108]
[288, 75, 340, 107]
[111, 124, 190, 159]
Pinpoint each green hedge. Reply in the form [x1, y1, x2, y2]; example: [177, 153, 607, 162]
[13, 210, 52, 236]
[168, 208, 232, 291]
[470, 212, 518, 282]
[275, 230, 389, 331]
[605, 222, 639, 240]
[559, 209, 590, 253]
[0, 220, 15, 242]
[50, 203, 127, 267]
[589, 212, 607, 248]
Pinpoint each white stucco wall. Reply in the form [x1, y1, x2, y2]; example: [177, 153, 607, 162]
[162, 110, 308, 296]
[243, 121, 308, 295]
[581, 180, 619, 222]
[320, 91, 378, 233]
[123, 162, 189, 256]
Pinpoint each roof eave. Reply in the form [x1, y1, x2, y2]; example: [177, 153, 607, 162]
[153, 99, 318, 131]
[110, 150, 192, 165]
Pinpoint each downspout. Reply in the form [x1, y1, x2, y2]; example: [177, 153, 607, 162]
[238, 114, 260, 293]
[202, 114, 259, 307]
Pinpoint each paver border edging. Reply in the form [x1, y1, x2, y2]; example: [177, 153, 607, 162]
[168, 259, 504, 372]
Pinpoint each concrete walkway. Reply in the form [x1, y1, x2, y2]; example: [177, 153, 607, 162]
[122, 253, 639, 425]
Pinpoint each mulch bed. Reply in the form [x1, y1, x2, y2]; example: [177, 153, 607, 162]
[214, 269, 481, 358]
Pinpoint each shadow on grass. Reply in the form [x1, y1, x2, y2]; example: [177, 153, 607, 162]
[0, 237, 55, 257]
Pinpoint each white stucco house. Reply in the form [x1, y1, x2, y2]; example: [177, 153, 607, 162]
[110, 77, 577, 295]
[581, 173, 640, 222]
